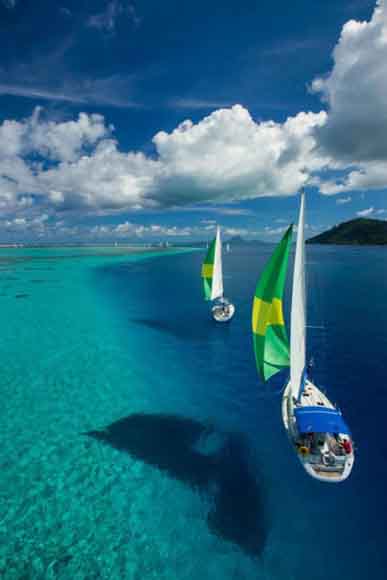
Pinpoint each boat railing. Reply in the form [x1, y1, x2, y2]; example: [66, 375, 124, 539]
[314, 463, 344, 473]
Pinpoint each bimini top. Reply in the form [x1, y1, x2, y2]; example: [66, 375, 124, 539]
[294, 406, 351, 435]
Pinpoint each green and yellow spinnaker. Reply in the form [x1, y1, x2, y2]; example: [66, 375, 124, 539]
[201, 237, 216, 300]
[252, 225, 293, 382]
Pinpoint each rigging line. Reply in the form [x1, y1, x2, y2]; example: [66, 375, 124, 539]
[309, 251, 329, 381]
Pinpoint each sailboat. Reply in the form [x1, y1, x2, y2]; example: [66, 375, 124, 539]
[202, 226, 235, 322]
[252, 192, 354, 482]
[226, 243, 230, 253]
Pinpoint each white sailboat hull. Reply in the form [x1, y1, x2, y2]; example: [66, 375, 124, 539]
[212, 301, 235, 322]
[282, 380, 354, 483]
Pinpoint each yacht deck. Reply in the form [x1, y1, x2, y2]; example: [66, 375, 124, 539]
[299, 382, 334, 409]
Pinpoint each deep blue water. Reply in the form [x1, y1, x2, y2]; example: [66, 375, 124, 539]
[94, 244, 387, 580]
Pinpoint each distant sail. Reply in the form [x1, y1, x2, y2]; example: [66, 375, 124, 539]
[252, 226, 293, 381]
[290, 192, 306, 400]
[212, 227, 223, 300]
[202, 227, 223, 301]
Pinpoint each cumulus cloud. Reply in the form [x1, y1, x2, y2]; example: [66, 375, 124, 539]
[312, 1, 387, 161]
[1, 213, 49, 238]
[356, 206, 374, 216]
[0, 105, 328, 216]
[319, 161, 387, 194]
[0, 109, 110, 217]
[151, 106, 327, 205]
[0, 108, 109, 162]
[307, 1, 387, 194]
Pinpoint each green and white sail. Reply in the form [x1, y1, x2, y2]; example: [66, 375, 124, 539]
[252, 225, 293, 381]
[202, 226, 223, 301]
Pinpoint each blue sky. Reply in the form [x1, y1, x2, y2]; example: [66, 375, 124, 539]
[0, 0, 385, 242]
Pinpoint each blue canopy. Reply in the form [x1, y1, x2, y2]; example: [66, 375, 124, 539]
[294, 406, 351, 435]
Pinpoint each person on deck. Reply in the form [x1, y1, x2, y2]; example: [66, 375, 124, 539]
[342, 438, 352, 454]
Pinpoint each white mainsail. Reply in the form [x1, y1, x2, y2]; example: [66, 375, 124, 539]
[290, 192, 306, 400]
[211, 226, 224, 300]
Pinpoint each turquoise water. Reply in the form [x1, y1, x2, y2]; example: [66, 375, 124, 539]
[1, 245, 387, 578]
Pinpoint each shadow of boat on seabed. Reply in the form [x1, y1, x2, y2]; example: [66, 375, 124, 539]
[86, 413, 267, 557]
[130, 317, 230, 342]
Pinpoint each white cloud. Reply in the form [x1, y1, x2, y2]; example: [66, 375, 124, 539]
[30, 110, 110, 162]
[0, 215, 193, 240]
[2, 213, 49, 235]
[36, 139, 159, 210]
[310, 1, 387, 193]
[0, 84, 84, 104]
[0, 75, 139, 108]
[264, 225, 289, 235]
[0, 110, 111, 217]
[319, 161, 387, 194]
[91, 222, 247, 240]
[87, 1, 140, 33]
[0, 105, 328, 216]
[152, 106, 327, 205]
[53, 220, 189, 240]
[0, 214, 278, 242]
[167, 205, 254, 215]
[312, 1, 387, 162]
[206, 207, 254, 216]
[356, 206, 374, 216]
[0, 108, 108, 162]
[336, 195, 352, 204]
[222, 227, 248, 237]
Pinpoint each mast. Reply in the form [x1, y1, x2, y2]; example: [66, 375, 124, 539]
[290, 192, 306, 400]
[211, 226, 224, 300]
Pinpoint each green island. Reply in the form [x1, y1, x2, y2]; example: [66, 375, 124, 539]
[307, 218, 387, 245]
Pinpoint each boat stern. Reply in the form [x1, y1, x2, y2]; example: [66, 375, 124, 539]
[302, 453, 354, 482]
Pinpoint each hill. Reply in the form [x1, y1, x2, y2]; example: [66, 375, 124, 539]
[227, 235, 267, 246]
[307, 218, 387, 245]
